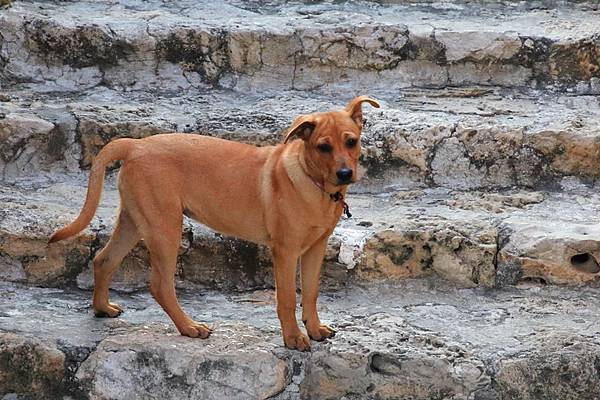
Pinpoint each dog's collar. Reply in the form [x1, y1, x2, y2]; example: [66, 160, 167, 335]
[309, 178, 352, 218]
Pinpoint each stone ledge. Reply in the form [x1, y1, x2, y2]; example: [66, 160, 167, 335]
[1, 281, 600, 399]
[2, 177, 600, 291]
[1, 87, 600, 190]
[0, 1, 599, 92]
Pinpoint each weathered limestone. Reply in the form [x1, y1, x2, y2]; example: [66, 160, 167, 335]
[2, 177, 599, 291]
[1, 2, 600, 397]
[0, 183, 93, 286]
[1, 1, 599, 92]
[76, 325, 289, 400]
[0, 111, 80, 179]
[1, 87, 599, 190]
[497, 194, 600, 286]
[0, 333, 65, 399]
[301, 314, 493, 399]
[2, 281, 600, 399]
[358, 218, 497, 287]
[493, 334, 600, 400]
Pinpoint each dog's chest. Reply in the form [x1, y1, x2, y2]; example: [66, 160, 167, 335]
[300, 204, 341, 244]
[300, 225, 330, 251]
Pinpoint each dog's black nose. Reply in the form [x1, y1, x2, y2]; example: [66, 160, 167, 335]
[336, 168, 353, 184]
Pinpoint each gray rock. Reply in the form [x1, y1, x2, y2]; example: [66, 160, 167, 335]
[1, 3, 600, 398]
[498, 215, 600, 286]
[494, 333, 600, 399]
[436, 31, 521, 62]
[1, 87, 600, 190]
[431, 136, 485, 190]
[358, 217, 497, 287]
[0, 333, 65, 399]
[2, 177, 600, 291]
[2, 280, 600, 399]
[1, 1, 599, 92]
[76, 325, 289, 400]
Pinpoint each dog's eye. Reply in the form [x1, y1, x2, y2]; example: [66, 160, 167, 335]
[346, 138, 358, 148]
[317, 143, 333, 153]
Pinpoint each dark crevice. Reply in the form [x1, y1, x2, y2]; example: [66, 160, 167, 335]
[570, 253, 600, 274]
[57, 341, 97, 399]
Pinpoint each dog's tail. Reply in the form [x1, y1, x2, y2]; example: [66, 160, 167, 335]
[48, 138, 134, 243]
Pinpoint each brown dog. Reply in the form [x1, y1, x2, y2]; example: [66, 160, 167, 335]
[49, 96, 380, 351]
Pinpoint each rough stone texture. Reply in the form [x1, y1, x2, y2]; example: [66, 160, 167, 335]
[0, 333, 65, 399]
[1, 87, 599, 190]
[0, 182, 93, 287]
[2, 176, 600, 292]
[301, 314, 492, 399]
[497, 192, 600, 286]
[359, 218, 497, 287]
[180, 223, 275, 291]
[1, 2, 600, 398]
[494, 334, 600, 400]
[0, 1, 599, 93]
[1, 280, 600, 399]
[76, 325, 289, 399]
[0, 110, 81, 179]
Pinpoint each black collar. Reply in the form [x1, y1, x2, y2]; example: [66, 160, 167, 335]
[309, 178, 352, 218]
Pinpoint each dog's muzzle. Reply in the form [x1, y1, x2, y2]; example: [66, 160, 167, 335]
[336, 168, 353, 185]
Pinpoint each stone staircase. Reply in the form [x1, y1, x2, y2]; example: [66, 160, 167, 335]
[1, 1, 600, 399]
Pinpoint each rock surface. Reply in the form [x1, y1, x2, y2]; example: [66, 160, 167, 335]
[1, 280, 600, 399]
[0, 333, 65, 399]
[1, 1, 599, 92]
[2, 1, 600, 398]
[1, 87, 600, 190]
[76, 325, 289, 400]
[2, 176, 600, 292]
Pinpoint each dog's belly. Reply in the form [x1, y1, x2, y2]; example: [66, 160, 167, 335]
[124, 134, 274, 245]
[181, 171, 271, 246]
[183, 204, 271, 246]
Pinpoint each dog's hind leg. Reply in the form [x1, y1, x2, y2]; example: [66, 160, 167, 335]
[146, 221, 212, 339]
[93, 210, 140, 318]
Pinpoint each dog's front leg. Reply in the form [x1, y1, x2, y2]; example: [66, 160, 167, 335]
[301, 237, 336, 341]
[272, 247, 311, 351]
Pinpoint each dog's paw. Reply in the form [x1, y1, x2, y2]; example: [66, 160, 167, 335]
[179, 322, 213, 339]
[93, 303, 123, 318]
[283, 332, 311, 352]
[306, 323, 336, 341]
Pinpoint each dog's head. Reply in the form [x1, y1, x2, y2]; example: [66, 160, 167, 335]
[283, 95, 380, 188]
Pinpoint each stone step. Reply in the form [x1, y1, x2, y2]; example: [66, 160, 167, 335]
[1, 280, 599, 399]
[2, 174, 599, 292]
[1, 87, 600, 190]
[1, 1, 599, 93]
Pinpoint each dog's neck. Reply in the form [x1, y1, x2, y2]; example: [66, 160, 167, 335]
[282, 142, 328, 197]
[307, 177, 352, 218]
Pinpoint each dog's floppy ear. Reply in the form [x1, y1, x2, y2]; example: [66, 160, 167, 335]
[283, 115, 317, 144]
[345, 96, 380, 127]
